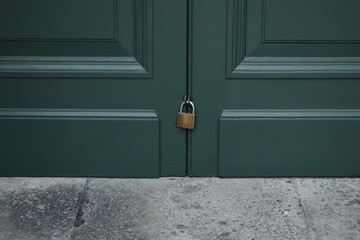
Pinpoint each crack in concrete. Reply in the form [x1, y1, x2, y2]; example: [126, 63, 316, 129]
[293, 179, 317, 240]
[73, 178, 90, 228]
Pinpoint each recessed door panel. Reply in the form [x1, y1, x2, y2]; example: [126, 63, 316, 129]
[264, 0, 360, 42]
[0, 0, 116, 40]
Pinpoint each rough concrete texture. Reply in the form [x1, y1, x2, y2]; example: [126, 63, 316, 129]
[0, 178, 85, 240]
[0, 178, 359, 240]
[296, 179, 360, 240]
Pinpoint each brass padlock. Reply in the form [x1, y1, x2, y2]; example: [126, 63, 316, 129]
[177, 100, 196, 130]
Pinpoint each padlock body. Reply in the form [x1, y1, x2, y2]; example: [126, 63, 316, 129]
[177, 112, 196, 129]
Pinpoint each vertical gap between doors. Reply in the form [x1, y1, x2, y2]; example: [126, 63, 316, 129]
[186, 0, 193, 176]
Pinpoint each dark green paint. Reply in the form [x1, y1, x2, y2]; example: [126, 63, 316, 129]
[264, 0, 360, 41]
[226, 0, 360, 79]
[0, 0, 187, 177]
[220, 111, 360, 176]
[0, 0, 152, 77]
[0, 109, 159, 177]
[1, 0, 360, 177]
[191, 0, 360, 176]
[0, 0, 116, 40]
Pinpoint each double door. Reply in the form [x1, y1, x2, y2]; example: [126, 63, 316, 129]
[1, 0, 359, 177]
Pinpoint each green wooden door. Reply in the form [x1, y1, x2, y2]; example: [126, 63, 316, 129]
[2, 0, 360, 178]
[190, 0, 360, 176]
[0, 0, 187, 177]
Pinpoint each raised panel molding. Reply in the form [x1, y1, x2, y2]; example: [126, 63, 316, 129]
[232, 57, 360, 79]
[0, 0, 153, 78]
[0, 56, 147, 78]
[0, 108, 158, 119]
[226, 0, 360, 79]
[221, 109, 360, 119]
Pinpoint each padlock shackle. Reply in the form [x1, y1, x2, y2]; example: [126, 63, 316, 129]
[179, 100, 195, 114]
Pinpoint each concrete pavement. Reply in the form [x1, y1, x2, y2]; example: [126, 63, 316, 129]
[0, 177, 359, 240]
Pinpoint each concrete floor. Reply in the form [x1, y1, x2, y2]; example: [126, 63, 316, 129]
[0, 178, 359, 240]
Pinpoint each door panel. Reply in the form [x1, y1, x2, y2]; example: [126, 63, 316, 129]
[191, 0, 360, 176]
[0, 0, 152, 78]
[0, 0, 116, 40]
[0, 110, 159, 177]
[0, 0, 187, 177]
[263, 0, 360, 41]
[219, 110, 360, 176]
[227, 0, 360, 79]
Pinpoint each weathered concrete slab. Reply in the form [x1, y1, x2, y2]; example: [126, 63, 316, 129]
[70, 178, 152, 240]
[71, 178, 309, 240]
[0, 177, 359, 240]
[0, 178, 85, 240]
[296, 178, 360, 240]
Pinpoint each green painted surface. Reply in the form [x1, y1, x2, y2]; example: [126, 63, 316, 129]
[0, 0, 187, 177]
[1, 0, 360, 177]
[0, 110, 159, 177]
[191, 0, 360, 176]
[0, 0, 116, 40]
[264, 0, 360, 41]
[219, 110, 360, 177]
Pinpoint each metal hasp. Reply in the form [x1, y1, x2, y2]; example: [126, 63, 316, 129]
[177, 98, 196, 130]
